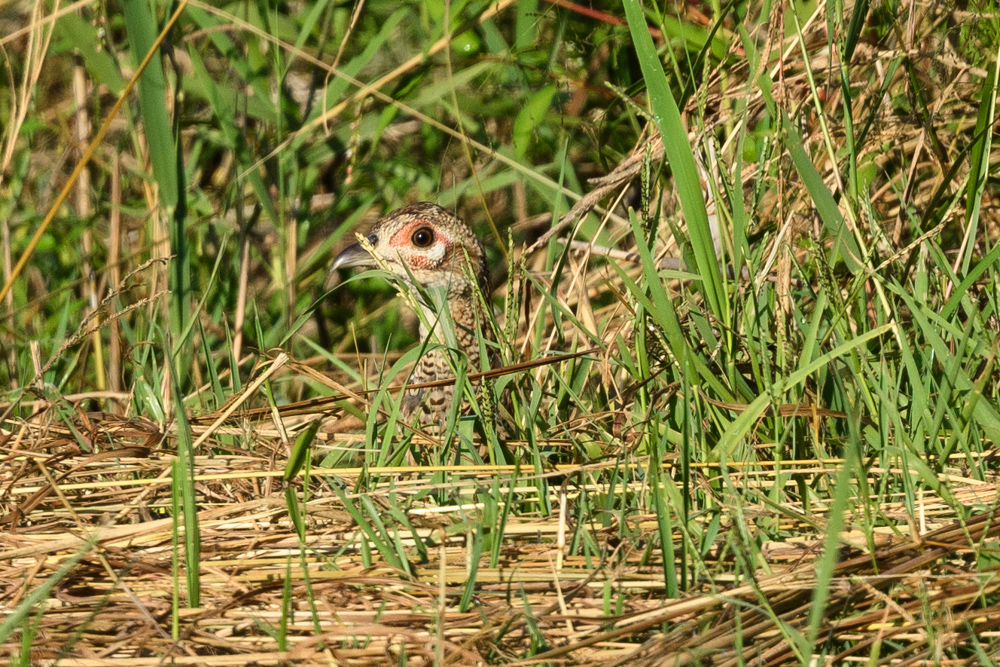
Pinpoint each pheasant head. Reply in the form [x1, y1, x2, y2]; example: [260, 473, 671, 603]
[331, 202, 490, 301]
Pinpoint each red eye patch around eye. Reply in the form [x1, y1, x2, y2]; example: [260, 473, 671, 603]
[389, 222, 452, 251]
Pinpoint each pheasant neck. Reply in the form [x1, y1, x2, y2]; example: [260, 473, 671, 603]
[415, 288, 484, 370]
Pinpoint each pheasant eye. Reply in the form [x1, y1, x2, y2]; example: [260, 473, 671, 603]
[411, 226, 434, 248]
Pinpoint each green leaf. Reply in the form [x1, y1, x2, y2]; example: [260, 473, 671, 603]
[284, 420, 321, 483]
[513, 85, 556, 160]
[54, 14, 124, 95]
[285, 486, 305, 542]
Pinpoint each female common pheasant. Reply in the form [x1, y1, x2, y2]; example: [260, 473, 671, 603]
[331, 202, 495, 429]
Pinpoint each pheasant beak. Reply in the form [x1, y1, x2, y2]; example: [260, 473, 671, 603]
[331, 233, 379, 271]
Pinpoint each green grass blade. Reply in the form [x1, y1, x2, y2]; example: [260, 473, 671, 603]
[962, 44, 1000, 275]
[122, 1, 177, 207]
[285, 419, 321, 483]
[168, 348, 201, 607]
[623, 0, 726, 324]
[804, 401, 862, 653]
[123, 1, 189, 348]
[782, 112, 862, 273]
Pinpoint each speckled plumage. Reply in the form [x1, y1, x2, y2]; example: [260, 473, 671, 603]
[332, 203, 493, 428]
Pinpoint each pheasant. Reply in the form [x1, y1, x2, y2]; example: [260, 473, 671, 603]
[331, 202, 497, 431]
